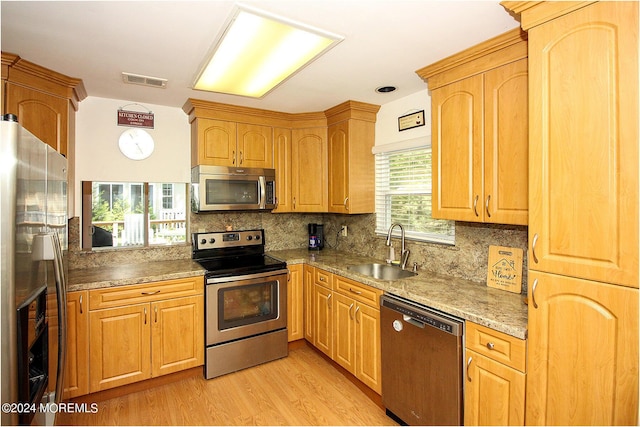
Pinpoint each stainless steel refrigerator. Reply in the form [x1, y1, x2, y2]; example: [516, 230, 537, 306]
[1, 114, 68, 426]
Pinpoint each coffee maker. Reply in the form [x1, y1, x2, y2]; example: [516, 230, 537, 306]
[308, 223, 324, 250]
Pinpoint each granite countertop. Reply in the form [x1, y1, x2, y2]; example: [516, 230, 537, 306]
[67, 249, 528, 339]
[67, 259, 205, 292]
[269, 248, 528, 339]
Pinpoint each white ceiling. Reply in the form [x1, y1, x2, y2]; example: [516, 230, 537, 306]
[1, 1, 519, 113]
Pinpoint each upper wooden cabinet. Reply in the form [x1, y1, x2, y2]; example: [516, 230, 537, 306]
[325, 101, 380, 214]
[503, 1, 638, 287]
[417, 29, 528, 225]
[183, 98, 379, 213]
[189, 118, 273, 168]
[291, 127, 328, 212]
[2, 52, 86, 157]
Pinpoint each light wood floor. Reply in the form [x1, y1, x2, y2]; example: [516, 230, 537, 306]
[57, 343, 397, 426]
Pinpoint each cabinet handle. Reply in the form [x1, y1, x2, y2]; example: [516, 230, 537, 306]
[355, 305, 360, 323]
[141, 290, 161, 295]
[486, 342, 495, 350]
[348, 287, 362, 295]
[79, 294, 83, 314]
[485, 195, 491, 218]
[531, 279, 539, 309]
[293, 197, 296, 210]
[467, 357, 473, 382]
[232, 151, 236, 165]
[473, 195, 480, 217]
[349, 303, 355, 320]
[343, 197, 349, 210]
[327, 293, 332, 309]
[532, 233, 539, 264]
[154, 306, 158, 323]
[144, 307, 148, 324]
[239, 151, 244, 164]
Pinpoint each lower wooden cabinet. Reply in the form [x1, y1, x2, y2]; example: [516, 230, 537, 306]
[303, 265, 315, 342]
[313, 278, 333, 358]
[64, 277, 205, 395]
[304, 267, 382, 394]
[89, 303, 151, 391]
[464, 322, 526, 426]
[286, 264, 304, 342]
[526, 271, 638, 425]
[63, 291, 89, 399]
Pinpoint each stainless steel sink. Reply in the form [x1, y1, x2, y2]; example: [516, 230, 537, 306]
[347, 263, 417, 280]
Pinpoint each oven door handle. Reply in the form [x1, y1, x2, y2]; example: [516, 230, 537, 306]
[206, 268, 290, 284]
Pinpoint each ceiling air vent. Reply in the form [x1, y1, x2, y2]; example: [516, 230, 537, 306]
[122, 72, 167, 88]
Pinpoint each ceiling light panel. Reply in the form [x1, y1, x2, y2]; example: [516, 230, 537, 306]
[193, 5, 343, 98]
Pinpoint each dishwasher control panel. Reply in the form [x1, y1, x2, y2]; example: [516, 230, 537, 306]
[381, 294, 463, 336]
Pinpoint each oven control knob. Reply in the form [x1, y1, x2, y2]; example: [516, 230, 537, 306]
[246, 235, 253, 241]
[209, 238, 216, 244]
[255, 235, 261, 240]
[200, 238, 207, 245]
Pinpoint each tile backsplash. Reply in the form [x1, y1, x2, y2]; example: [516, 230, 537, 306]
[69, 212, 528, 291]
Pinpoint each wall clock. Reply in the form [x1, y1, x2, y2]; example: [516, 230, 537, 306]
[118, 128, 155, 160]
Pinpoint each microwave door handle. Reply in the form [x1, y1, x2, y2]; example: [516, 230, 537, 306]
[258, 176, 266, 209]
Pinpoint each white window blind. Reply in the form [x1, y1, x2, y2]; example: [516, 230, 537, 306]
[375, 146, 455, 244]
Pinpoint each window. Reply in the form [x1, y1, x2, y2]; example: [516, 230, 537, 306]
[83, 181, 188, 249]
[375, 146, 454, 244]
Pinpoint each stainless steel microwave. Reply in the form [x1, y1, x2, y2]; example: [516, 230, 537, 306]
[191, 165, 276, 212]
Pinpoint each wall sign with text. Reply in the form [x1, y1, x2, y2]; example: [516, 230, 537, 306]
[117, 110, 155, 129]
[398, 110, 425, 131]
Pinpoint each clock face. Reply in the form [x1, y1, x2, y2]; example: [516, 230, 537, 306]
[118, 128, 155, 160]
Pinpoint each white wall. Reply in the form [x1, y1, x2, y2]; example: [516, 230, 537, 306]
[74, 97, 190, 216]
[374, 89, 431, 147]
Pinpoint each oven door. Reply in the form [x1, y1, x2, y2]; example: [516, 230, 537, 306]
[206, 270, 287, 346]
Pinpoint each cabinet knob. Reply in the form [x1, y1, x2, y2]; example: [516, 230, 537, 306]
[486, 342, 495, 350]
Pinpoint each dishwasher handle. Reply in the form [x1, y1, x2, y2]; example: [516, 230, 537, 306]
[403, 314, 425, 329]
[381, 294, 463, 336]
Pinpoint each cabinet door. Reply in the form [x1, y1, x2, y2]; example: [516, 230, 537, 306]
[313, 283, 333, 358]
[464, 349, 525, 426]
[194, 118, 237, 166]
[303, 266, 315, 343]
[327, 121, 350, 213]
[63, 291, 89, 399]
[273, 127, 292, 212]
[431, 75, 483, 221]
[151, 296, 204, 377]
[5, 83, 69, 156]
[237, 123, 273, 168]
[333, 292, 356, 374]
[287, 265, 304, 342]
[528, 1, 638, 287]
[291, 128, 328, 212]
[484, 59, 528, 225]
[355, 303, 381, 394]
[89, 304, 151, 392]
[527, 271, 638, 425]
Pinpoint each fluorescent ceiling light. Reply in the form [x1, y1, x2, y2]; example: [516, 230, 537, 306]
[193, 5, 343, 98]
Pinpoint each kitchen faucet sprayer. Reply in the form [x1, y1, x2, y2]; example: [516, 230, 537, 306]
[386, 223, 410, 270]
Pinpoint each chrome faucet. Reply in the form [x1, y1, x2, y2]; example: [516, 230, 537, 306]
[386, 223, 410, 270]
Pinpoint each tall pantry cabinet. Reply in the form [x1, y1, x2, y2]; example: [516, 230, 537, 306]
[502, 1, 638, 425]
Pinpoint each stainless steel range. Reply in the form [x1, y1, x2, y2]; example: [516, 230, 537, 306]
[192, 229, 289, 379]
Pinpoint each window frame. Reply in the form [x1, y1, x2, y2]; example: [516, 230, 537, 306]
[375, 144, 455, 245]
[82, 181, 189, 250]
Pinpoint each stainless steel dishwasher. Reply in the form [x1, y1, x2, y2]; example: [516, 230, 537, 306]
[380, 294, 464, 426]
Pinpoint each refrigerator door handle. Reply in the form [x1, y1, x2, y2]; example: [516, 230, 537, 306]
[51, 233, 67, 405]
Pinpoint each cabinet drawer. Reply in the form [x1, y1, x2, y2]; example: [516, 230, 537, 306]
[466, 321, 526, 372]
[89, 276, 204, 310]
[334, 275, 382, 308]
[314, 268, 332, 289]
